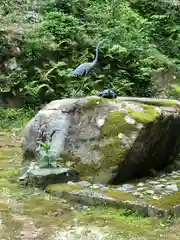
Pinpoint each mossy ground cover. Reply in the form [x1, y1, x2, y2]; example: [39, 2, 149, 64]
[146, 182, 180, 212]
[47, 180, 180, 217]
[0, 130, 76, 238]
[0, 108, 180, 239]
[77, 207, 164, 239]
[0, 133, 179, 239]
[148, 192, 180, 212]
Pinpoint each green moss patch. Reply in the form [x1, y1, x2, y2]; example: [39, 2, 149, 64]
[100, 110, 137, 137]
[148, 99, 180, 108]
[1, 131, 180, 239]
[126, 99, 180, 108]
[0, 178, 20, 194]
[47, 183, 86, 193]
[47, 184, 135, 209]
[0, 169, 19, 179]
[81, 97, 104, 110]
[100, 138, 127, 168]
[67, 138, 128, 183]
[60, 108, 133, 183]
[0, 133, 76, 234]
[0, 201, 23, 239]
[148, 191, 180, 210]
[127, 103, 160, 124]
[59, 152, 99, 182]
[91, 170, 114, 184]
[100, 188, 135, 201]
[77, 206, 163, 239]
[0, 154, 12, 160]
[75, 162, 99, 178]
[23, 193, 74, 228]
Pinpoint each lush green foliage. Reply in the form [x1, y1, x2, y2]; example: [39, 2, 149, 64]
[0, 107, 35, 130]
[0, 0, 180, 105]
[129, 0, 180, 59]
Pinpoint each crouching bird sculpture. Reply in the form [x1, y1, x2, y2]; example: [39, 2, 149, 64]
[72, 39, 105, 77]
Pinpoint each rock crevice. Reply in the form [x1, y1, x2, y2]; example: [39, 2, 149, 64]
[110, 113, 180, 184]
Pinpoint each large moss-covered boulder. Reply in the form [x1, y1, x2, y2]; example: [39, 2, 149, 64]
[21, 96, 180, 184]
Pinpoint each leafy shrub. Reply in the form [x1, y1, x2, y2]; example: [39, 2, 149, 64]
[0, 0, 179, 105]
[128, 0, 180, 59]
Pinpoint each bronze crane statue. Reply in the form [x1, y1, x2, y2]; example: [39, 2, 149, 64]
[72, 39, 105, 77]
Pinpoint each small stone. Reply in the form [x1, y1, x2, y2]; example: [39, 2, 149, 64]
[120, 109, 128, 114]
[146, 190, 155, 195]
[118, 133, 130, 144]
[163, 190, 173, 195]
[4, 57, 18, 70]
[124, 115, 136, 125]
[114, 187, 124, 191]
[117, 133, 133, 148]
[90, 184, 101, 189]
[132, 191, 143, 197]
[122, 184, 134, 191]
[136, 123, 143, 129]
[130, 132, 138, 140]
[165, 184, 178, 192]
[152, 195, 162, 200]
[161, 174, 166, 178]
[154, 184, 165, 189]
[101, 186, 109, 191]
[67, 181, 76, 185]
[136, 187, 146, 191]
[159, 178, 167, 183]
[124, 102, 144, 112]
[96, 118, 105, 127]
[81, 205, 90, 210]
[149, 181, 159, 185]
[118, 133, 127, 140]
[137, 182, 145, 187]
[169, 181, 178, 184]
[76, 181, 91, 187]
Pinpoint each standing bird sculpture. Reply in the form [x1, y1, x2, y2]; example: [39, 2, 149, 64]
[72, 39, 105, 77]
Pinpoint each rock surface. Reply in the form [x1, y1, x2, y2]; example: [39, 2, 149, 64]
[21, 96, 180, 184]
[19, 162, 80, 189]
